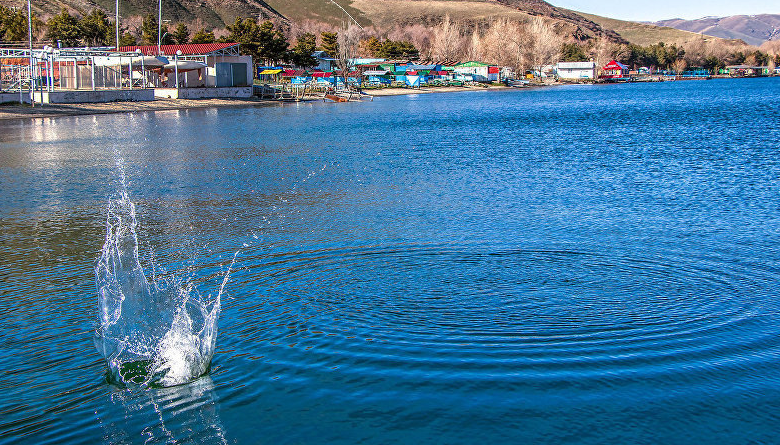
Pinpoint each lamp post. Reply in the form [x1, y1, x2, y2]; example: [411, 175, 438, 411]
[27, 0, 34, 107]
[115, 0, 120, 50]
[174, 49, 181, 90]
[157, 0, 162, 54]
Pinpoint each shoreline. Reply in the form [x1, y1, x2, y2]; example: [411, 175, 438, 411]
[0, 85, 521, 121]
[0, 97, 277, 121]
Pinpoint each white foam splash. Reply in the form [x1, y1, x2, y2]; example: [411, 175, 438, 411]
[94, 191, 234, 387]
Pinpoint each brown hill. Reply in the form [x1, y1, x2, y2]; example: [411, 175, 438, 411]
[7, 0, 285, 29]
[652, 14, 780, 46]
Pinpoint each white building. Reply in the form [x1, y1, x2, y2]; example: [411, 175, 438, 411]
[453, 62, 499, 82]
[556, 61, 596, 80]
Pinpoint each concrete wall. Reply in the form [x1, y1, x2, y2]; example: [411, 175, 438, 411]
[153, 87, 253, 99]
[0, 92, 29, 104]
[31, 89, 155, 104]
[202, 55, 253, 87]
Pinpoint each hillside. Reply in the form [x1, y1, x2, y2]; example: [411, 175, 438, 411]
[575, 11, 742, 47]
[265, 0, 625, 42]
[5, 0, 739, 49]
[7, 0, 285, 29]
[652, 15, 780, 46]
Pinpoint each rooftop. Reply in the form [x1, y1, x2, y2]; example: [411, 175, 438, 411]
[118, 43, 240, 56]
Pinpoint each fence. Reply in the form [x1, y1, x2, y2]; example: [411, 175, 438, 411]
[1, 47, 161, 96]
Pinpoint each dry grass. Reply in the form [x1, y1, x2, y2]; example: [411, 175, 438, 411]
[574, 11, 736, 46]
[264, 0, 371, 26]
[352, 0, 533, 27]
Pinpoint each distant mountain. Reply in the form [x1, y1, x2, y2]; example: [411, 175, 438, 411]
[651, 14, 780, 46]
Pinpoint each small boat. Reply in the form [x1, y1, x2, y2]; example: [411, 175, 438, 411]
[504, 79, 530, 88]
[324, 93, 349, 102]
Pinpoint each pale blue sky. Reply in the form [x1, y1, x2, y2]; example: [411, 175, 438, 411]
[550, 0, 778, 21]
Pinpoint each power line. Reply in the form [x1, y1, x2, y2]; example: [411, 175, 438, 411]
[327, 0, 363, 30]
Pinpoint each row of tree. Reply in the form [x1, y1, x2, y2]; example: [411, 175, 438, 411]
[3, 7, 778, 74]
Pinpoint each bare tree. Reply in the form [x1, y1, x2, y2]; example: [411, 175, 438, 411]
[593, 37, 616, 74]
[673, 58, 688, 75]
[529, 16, 562, 80]
[430, 15, 465, 63]
[336, 23, 361, 90]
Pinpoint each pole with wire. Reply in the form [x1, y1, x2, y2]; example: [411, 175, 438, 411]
[328, 0, 363, 30]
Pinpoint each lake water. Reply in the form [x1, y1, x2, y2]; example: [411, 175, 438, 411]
[1, 78, 779, 444]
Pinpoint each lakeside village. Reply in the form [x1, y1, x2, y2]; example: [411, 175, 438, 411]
[2, 13, 779, 105]
[2, 41, 778, 106]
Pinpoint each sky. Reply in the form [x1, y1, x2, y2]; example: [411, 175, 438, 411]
[549, 0, 778, 22]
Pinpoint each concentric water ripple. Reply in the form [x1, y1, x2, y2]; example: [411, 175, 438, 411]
[225, 243, 779, 384]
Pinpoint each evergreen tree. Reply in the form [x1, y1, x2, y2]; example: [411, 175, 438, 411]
[320, 31, 338, 57]
[364, 36, 382, 56]
[173, 23, 189, 44]
[227, 18, 288, 64]
[0, 6, 38, 42]
[141, 14, 172, 46]
[255, 21, 288, 64]
[119, 31, 136, 47]
[377, 40, 418, 59]
[288, 32, 317, 67]
[141, 14, 157, 45]
[560, 42, 588, 62]
[45, 9, 81, 47]
[191, 29, 215, 44]
[79, 9, 112, 46]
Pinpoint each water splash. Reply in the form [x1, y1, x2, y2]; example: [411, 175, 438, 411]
[94, 191, 234, 387]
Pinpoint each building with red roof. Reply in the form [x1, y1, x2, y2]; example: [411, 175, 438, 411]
[601, 60, 629, 80]
[119, 42, 252, 97]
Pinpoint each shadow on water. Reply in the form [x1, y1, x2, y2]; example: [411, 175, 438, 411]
[97, 376, 228, 444]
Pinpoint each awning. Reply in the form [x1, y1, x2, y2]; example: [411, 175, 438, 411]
[259, 69, 282, 75]
[312, 72, 333, 78]
[282, 69, 306, 77]
[363, 70, 389, 76]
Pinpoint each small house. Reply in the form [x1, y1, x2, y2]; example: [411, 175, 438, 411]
[601, 60, 629, 79]
[556, 61, 596, 80]
[453, 61, 499, 82]
[312, 51, 336, 71]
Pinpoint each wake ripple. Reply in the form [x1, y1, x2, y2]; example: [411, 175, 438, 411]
[226, 244, 779, 384]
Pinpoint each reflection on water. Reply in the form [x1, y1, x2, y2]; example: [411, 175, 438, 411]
[2, 79, 780, 444]
[98, 376, 227, 445]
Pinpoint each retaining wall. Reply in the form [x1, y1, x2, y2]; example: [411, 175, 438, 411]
[154, 87, 253, 99]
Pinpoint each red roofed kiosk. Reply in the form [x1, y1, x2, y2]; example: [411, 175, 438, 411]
[601, 60, 629, 80]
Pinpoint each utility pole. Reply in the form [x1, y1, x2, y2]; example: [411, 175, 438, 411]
[115, 0, 120, 50]
[27, 0, 34, 107]
[157, 0, 162, 54]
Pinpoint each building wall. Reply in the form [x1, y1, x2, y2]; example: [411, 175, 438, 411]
[202, 55, 253, 86]
[453, 66, 498, 82]
[32, 88, 154, 103]
[557, 68, 596, 79]
[154, 86, 252, 99]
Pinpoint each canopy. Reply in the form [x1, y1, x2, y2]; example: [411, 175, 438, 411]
[163, 61, 207, 72]
[93, 55, 169, 68]
[258, 69, 282, 75]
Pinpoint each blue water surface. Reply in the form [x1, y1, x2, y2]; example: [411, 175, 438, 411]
[1, 78, 779, 444]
